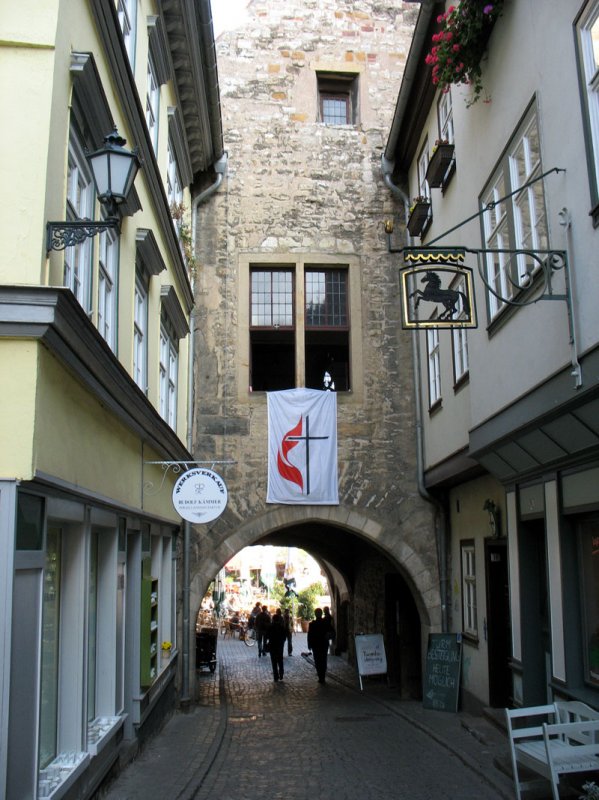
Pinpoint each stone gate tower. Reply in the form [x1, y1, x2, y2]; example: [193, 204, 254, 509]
[191, 0, 440, 694]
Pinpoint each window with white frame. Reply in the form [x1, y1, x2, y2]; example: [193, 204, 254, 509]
[576, 1, 599, 222]
[98, 228, 118, 351]
[159, 318, 178, 428]
[64, 130, 94, 312]
[116, 0, 137, 66]
[461, 540, 478, 638]
[133, 272, 148, 392]
[451, 274, 469, 384]
[481, 105, 548, 321]
[426, 318, 441, 408]
[438, 89, 454, 144]
[417, 140, 431, 200]
[167, 138, 183, 211]
[146, 55, 160, 152]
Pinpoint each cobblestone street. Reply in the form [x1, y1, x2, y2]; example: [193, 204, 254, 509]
[99, 634, 517, 800]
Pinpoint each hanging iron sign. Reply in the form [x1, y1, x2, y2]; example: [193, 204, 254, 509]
[172, 467, 228, 523]
[400, 248, 477, 329]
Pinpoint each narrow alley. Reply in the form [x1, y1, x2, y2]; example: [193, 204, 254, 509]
[97, 634, 515, 800]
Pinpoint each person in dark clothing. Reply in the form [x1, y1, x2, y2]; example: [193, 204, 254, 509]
[307, 607, 331, 683]
[255, 605, 271, 657]
[267, 608, 287, 681]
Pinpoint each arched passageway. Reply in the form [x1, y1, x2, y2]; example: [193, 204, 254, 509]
[188, 509, 440, 699]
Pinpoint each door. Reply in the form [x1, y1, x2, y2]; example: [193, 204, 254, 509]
[485, 539, 511, 707]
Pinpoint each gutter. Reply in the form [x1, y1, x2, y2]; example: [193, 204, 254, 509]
[180, 151, 228, 705]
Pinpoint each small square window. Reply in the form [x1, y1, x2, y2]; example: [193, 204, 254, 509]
[317, 73, 358, 125]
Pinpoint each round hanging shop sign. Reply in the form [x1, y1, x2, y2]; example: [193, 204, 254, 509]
[172, 468, 228, 523]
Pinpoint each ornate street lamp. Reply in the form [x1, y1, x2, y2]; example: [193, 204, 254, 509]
[46, 127, 141, 253]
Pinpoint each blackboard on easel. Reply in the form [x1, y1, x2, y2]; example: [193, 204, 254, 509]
[422, 633, 462, 712]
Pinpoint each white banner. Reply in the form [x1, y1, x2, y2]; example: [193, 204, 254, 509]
[267, 388, 338, 505]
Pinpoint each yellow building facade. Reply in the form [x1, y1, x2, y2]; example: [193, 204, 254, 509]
[0, 1, 223, 797]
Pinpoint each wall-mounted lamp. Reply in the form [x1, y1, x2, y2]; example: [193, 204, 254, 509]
[46, 127, 141, 254]
[483, 499, 501, 538]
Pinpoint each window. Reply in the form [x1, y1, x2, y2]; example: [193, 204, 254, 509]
[578, 517, 599, 685]
[116, 0, 137, 65]
[159, 319, 178, 428]
[426, 318, 441, 408]
[305, 269, 349, 390]
[39, 527, 61, 771]
[576, 2, 599, 223]
[451, 274, 469, 385]
[249, 265, 350, 392]
[167, 138, 183, 216]
[64, 130, 94, 311]
[417, 141, 431, 200]
[250, 269, 295, 391]
[98, 227, 118, 351]
[438, 90, 454, 144]
[146, 55, 160, 152]
[461, 541, 478, 638]
[133, 272, 148, 392]
[481, 105, 548, 320]
[317, 72, 358, 125]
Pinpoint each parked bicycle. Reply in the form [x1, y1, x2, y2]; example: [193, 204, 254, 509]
[242, 626, 256, 647]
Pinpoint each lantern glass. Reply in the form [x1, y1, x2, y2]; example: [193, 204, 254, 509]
[87, 128, 140, 215]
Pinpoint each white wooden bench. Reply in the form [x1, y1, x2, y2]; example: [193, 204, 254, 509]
[505, 701, 599, 799]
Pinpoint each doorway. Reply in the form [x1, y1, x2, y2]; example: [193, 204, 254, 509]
[485, 539, 511, 707]
[385, 573, 422, 698]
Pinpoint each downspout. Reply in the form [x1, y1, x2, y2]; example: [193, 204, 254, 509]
[381, 155, 449, 633]
[180, 152, 229, 706]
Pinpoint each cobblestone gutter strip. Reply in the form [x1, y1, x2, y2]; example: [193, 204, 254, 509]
[175, 666, 229, 800]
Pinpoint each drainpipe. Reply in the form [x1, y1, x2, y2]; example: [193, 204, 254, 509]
[381, 155, 449, 633]
[179, 152, 229, 707]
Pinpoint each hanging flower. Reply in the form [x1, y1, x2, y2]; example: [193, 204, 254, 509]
[425, 0, 504, 106]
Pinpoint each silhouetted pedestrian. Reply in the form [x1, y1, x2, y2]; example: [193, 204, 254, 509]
[255, 605, 271, 657]
[267, 608, 287, 681]
[283, 608, 293, 655]
[307, 608, 330, 683]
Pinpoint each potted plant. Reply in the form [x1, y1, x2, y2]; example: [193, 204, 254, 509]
[425, 1, 504, 106]
[407, 196, 432, 237]
[426, 139, 455, 188]
[297, 582, 323, 632]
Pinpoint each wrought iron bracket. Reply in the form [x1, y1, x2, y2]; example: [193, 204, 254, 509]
[143, 460, 237, 497]
[46, 218, 119, 254]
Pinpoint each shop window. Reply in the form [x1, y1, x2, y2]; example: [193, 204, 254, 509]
[578, 517, 599, 684]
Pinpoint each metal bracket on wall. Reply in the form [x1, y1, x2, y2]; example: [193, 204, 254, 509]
[143, 460, 237, 497]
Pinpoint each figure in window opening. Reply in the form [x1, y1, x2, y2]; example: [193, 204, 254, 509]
[323, 371, 335, 391]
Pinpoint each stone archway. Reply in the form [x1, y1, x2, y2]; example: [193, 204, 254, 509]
[187, 506, 441, 696]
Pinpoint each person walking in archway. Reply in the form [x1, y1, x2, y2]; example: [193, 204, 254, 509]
[307, 608, 331, 684]
[255, 604, 271, 657]
[323, 606, 335, 655]
[267, 608, 287, 681]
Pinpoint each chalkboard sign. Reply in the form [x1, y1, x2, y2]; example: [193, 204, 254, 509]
[422, 633, 462, 712]
[355, 634, 387, 690]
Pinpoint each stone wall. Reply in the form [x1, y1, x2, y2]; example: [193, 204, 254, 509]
[191, 0, 440, 641]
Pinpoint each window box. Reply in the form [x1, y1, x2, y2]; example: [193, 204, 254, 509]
[407, 200, 432, 237]
[426, 143, 455, 188]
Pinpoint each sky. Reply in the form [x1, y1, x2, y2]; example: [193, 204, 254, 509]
[210, 0, 251, 37]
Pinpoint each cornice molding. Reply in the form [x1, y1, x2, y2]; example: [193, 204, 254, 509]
[0, 286, 191, 462]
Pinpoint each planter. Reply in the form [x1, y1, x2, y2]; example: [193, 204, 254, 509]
[300, 619, 309, 633]
[407, 201, 432, 237]
[425, 143, 455, 189]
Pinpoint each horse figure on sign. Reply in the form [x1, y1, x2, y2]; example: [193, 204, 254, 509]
[409, 271, 470, 321]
